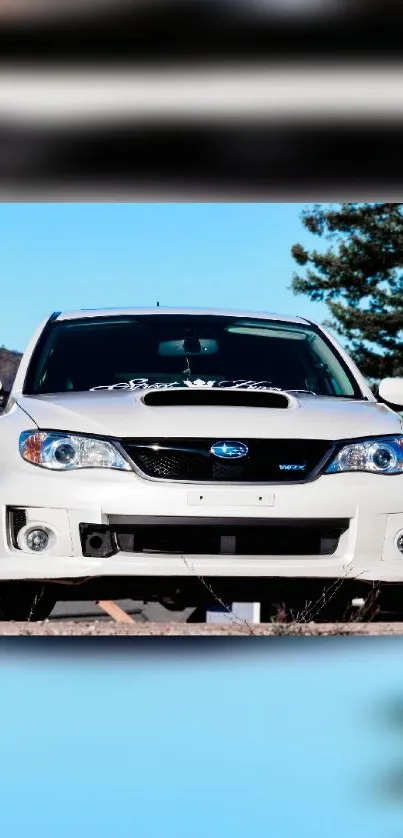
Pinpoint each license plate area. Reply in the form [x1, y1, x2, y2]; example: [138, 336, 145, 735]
[187, 490, 275, 508]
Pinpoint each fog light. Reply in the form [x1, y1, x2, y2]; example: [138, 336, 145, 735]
[25, 528, 49, 552]
[396, 533, 403, 554]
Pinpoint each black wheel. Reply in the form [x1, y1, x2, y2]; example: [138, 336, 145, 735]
[159, 591, 187, 612]
[0, 583, 56, 621]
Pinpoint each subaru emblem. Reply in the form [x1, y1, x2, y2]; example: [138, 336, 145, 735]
[210, 441, 249, 459]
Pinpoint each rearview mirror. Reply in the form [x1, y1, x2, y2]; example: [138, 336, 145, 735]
[158, 339, 218, 357]
[378, 377, 403, 410]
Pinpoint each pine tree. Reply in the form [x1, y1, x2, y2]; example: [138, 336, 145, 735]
[291, 203, 403, 380]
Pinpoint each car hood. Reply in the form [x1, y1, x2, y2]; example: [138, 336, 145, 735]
[14, 389, 403, 440]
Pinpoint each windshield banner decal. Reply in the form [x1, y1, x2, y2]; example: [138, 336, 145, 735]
[89, 378, 282, 392]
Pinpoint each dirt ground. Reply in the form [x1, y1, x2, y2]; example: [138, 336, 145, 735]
[3, 620, 403, 635]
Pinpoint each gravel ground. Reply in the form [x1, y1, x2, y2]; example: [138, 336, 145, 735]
[3, 620, 403, 635]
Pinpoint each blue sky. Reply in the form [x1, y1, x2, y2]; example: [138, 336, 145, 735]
[0, 202, 328, 352]
[1, 640, 403, 838]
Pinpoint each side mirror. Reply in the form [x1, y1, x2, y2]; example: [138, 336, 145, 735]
[378, 377, 403, 411]
[0, 381, 10, 413]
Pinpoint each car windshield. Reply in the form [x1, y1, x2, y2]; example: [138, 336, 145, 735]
[24, 314, 359, 398]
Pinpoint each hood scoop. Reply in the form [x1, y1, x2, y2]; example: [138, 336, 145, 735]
[142, 388, 292, 409]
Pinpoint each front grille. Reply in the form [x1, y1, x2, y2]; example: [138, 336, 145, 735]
[120, 438, 334, 483]
[80, 518, 349, 557]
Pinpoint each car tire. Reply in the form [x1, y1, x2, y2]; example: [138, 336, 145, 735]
[0, 583, 56, 621]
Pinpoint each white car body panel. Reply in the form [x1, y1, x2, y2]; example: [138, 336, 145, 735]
[14, 390, 398, 441]
[2, 307, 403, 587]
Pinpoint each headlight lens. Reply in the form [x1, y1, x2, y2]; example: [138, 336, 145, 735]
[326, 436, 403, 475]
[19, 431, 131, 471]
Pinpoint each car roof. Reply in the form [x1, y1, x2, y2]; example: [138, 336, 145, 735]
[55, 307, 311, 325]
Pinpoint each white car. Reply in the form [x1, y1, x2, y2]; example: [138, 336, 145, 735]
[1, 306, 403, 622]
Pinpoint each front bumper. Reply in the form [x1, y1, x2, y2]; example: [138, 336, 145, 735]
[2, 465, 403, 583]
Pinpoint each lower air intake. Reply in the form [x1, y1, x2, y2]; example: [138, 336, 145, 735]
[8, 508, 27, 549]
[80, 518, 349, 558]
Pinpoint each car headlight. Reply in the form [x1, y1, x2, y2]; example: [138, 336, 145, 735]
[19, 431, 131, 471]
[326, 436, 403, 475]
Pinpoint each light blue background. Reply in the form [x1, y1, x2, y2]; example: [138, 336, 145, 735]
[0, 202, 327, 352]
[1, 639, 403, 838]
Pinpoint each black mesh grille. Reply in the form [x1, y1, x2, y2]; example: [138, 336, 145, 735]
[9, 508, 27, 548]
[121, 439, 334, 483]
